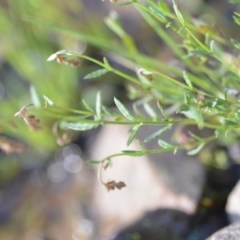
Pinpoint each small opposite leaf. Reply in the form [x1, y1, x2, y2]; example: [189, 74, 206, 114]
[114, 97, 134, 121]
[183, 71, 193, 90]
[127, 124, 142, 146]
[60, 121, 99, 131]
[144, 125, 171, 143]
[105, 11, 125, 37]
[210, 40, 215, 52]
[84, 69, 109, 80]
[233, 12, 240, 26]
[187, 143, 205, 155]
[102, 106, 117, 115]
[117, 1, 134, 6]
[95, 92, 102, 120]
[158, 139, 174, 149]
[172, 0, 184, 24]
[87, 160, 101, 165]
[122, 150, 145, 156]
[82, 99, 94, 112]
[30, 86, 41, 107]
[103, 57, 111, 69]
[149, 6, 167, 23]
[158, 1, 171, 14]
[231, 39, 240, 50]
[43, 95, 55, 106]
[180, 106, 203, 127]
[143, 102, 157, 119]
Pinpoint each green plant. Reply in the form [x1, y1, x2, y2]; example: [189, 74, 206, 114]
[2, 0, 240, 190]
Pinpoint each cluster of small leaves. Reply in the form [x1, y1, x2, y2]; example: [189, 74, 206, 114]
[15, 0, 240, 189]
[42, 58, 216, 164]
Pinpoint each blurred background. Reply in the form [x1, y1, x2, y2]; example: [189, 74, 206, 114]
[0, 0, 240, 240]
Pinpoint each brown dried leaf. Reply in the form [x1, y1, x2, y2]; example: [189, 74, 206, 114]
[14, 105, 42, 131]
[49, 51, 81, 67]
[103, 159, 112, 170]
[104, 180, 126, 191]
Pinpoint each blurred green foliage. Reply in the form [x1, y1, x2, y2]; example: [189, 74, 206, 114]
[0, 0, 112, 152]
[1, 1, 77, 149]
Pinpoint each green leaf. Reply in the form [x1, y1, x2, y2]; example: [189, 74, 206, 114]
[114, 97, 134, 121]
[43, 95, 55, 106]
[95, 92, 102, 120]
[30, 85, 41, 107]
[215, 128, 229, 138]
[173, 148, 178, 154]
[84, 69, 109, 80]
[180, 106, 203, 126]
[60, 120, 99, 131]
[117, 1, 134, 6]
[172, 0, 184, 24]
[87, 160, 101, 165]
[187, 143, 205, 156]
[223, 119, 239, 127]
[143, 102, 157, 119]
[209, 40, 215, 52]
[103, 57, 111, 69]
[121, 150, 145, 156]
[157, 101, 168, 120]
[158, 139, 174, 149]
[231, 39, 240, 50]
[158, 1, 171, 15]
[82, 99, 94, 112]
[183, 71, 193, 90]
[127, 124, 142, 146]
[105, 11, 124, 37]
[102, 105, 117, 115]
[149, 5, 167, 23]
[144, 125, 171, 143]
[233, 12, 240, 25]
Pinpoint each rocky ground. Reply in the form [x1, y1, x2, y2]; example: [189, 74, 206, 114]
[91, 125, 240, 240]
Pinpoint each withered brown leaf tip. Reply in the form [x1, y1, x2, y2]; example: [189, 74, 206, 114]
[14, 105, 42, 131]
[104, 180, 126, 191]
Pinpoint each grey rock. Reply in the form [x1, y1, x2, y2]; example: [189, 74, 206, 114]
[91, 125, 203, 239]
[226, 180, 240, 223]
[113, 209, 190, 240]
[206, 221, 240, 240]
